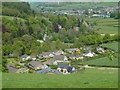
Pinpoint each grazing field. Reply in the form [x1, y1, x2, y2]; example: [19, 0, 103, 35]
[101, 41, 118, 51]
[2, 68, 118, 88]
[81, 56, 118, 66]
[86, 18, 118, 34]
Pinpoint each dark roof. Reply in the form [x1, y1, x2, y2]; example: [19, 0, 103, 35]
[67, 66, 73, 72]
[28, 61, 42, 68]
[57, 63, 70, 69]
[35, 68, 62, 74]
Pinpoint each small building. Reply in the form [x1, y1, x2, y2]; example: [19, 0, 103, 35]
[52, 55, 68, 62]
[57, 63, 76, 74]
[65, 48, 80, 54]
[21, 54, 30, 61]
[83, 52, 95, 57]
[96, 47, 105, 54]
[35, 68, 62, 74]
[27, 61, 44, 70]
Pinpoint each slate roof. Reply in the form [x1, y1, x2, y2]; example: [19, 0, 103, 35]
[42, 52, 51, 56]
[35, 68, 62, 74]
[57, 63, 70, 69]
[28, 61, 43, 69]
[52, 55, 65, 61]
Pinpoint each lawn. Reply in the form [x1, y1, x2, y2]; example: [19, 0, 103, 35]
[2, 68, 118, 88]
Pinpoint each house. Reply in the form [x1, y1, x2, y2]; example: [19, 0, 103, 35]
[42, 52, 54, 58]
[30, 55, 37, 60]
[67, 54, 76, 60]
[52, 50, 64, 55]
[6, 64, 18, 73]
[44, 59, 57, 65]
[37, 54, 44, 59]
[27, 61, 44, 70]
[73, 27, 79, 31]
[75, 55, 84, 60]
[52, 55, 68, 62]
[16, 68, 29, 73]
[65, 48, 80, 54]
[96, 47, 105, 54]
[35, 68, 62, 74]
[57, 63, 76, 74]
[83, 51, 95, 57]
[21, 54, 30, 61]
[68, 54, 84, 60]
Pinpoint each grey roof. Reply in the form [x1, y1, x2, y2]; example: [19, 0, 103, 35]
[6, 64, 16, 68]
[30, 55, 36, 58]
[42, 52, 51, 56]
[8, 68, 18, 73]
[46, 59, 56, 65]
[21, 54, 28, 58]
[28, 61, 43, 68]
[75, 55, 84, 58]
[65, 48, 79, 52]
[35, 68, 62, 74]
[57, 63, 70, 69]
[52, 55, 65, 61]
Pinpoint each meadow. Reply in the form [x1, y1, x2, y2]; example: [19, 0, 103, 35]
[2, 68, 118, 88]
[86, 18, 118, 34]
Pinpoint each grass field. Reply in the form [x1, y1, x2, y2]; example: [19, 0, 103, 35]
[86, 18, 118, 34]
[101, 41, 118, 51]
[2, 68, 118, 88]
[81, 56, 118, 66]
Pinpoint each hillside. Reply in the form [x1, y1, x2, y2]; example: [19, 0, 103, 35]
[29, 2, 118, 11]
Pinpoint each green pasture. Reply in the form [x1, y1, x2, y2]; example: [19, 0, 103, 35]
[2, 68, 118, 88]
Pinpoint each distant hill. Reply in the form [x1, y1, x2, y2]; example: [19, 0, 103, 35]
[29, 2, 118, 11]
[2, 2, 33, 18]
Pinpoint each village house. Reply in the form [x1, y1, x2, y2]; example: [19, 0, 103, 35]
[52, 50, 64, 55]
[30, 55, 37, 60]
[42, 52, 54, 58]
[43, 59, 57, 65]
[21, 54, 30, 61]
[83, 51, 95, 57]
[6, 64, 28, 73]
[27, 61, 44, 70]
[65, 48, 80, 54]
[96, 47, 105, 54]
[68, 54, 84, 60]
[57, 63, 76, 74]
[52, 55, 68, 62]
[35, 68, 62, 74]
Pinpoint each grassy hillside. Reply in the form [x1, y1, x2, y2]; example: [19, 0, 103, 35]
[81, 57, 118, 66]
[2, 68, 118, 88]
[101, 41, 118, 51]
[86, 18, 118, 34]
